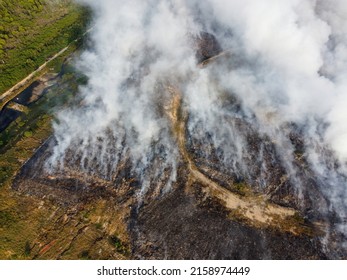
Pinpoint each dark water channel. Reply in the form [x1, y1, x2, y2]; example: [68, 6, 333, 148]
[0, 75, 58, 133]
[0, 107, 22, 132]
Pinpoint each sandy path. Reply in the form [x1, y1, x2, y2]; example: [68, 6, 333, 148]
[166, 81, 309, 235]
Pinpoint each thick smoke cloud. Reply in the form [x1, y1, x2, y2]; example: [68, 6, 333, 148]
[48, 0, 347, 251]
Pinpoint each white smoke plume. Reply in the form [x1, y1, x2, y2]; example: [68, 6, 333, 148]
[47, 0, 347, 252]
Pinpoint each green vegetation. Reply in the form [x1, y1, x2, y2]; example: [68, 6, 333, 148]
[0, 115, 52, 259]
[0, 0, 90, 93]
[23, 130, 33, 137]
[0, 61, 83, 259]
[0, 1, 90, 254]
[232, 181, 250, 196]
[109, 235, 129, 256]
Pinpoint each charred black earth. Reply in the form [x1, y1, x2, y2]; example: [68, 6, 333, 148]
[13, 136, 327, 260]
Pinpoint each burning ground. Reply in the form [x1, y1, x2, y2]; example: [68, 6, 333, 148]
[8, 0, 347, 259]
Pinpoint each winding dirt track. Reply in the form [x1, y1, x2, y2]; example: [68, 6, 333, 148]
[166, 70, 311, 235]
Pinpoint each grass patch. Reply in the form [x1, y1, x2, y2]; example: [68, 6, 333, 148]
[231, 181, 253, 197]
[109, 235, 129, 255]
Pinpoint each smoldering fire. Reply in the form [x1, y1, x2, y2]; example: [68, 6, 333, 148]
[45, 0, 347, 255]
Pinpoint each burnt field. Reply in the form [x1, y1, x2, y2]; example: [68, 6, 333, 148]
[12, 75, 344, 258]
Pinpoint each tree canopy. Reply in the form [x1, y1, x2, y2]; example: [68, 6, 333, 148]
[0, 0, 89, 93]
